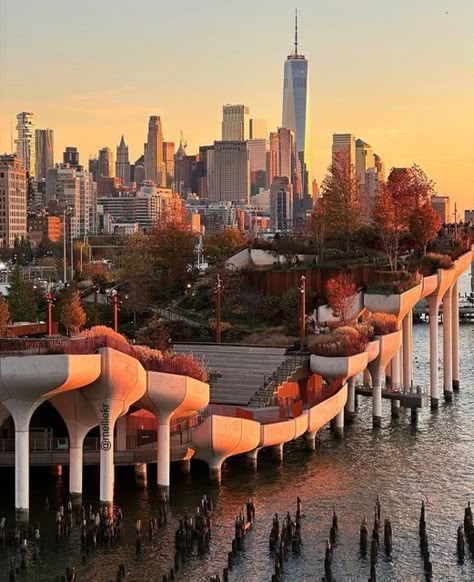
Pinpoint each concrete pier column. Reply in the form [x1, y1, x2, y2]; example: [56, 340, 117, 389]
[15, 428, 30, 523]
[402, 314, 412, 390]
[372, 370, 382, 428]
[451, 281, 460, 390]
[209, 463, 222, 483]
[69, 445, 84, 499]
[271, 443, 284, 462]
[134, 463, 147, 485]
[391, 344, 401, 390]
[345, 377, 356, 423]
[443, 287, 453, 402]
[157, 421, 170, 493]
[180, 458, 191, 474]
[304, 430, 317, 450]
[334, 409, 344, 439]
[99, 425, 114, 514]
[391, 399, 401, 418]
[427, 297, 440, 409]
[246, 447, 260, 468]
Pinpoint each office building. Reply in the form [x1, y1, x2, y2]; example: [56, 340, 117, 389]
[210, 141, 250, 204]
[249, 118, 268, 139]
[145, 116, 164, 185]
[0, 155, 27, 246]
[35, 129, 54, 180]
[270, 176, 293, 231]
[268, 128, 298, 192]
[332, 134, 356, 170]
[63, 147, 80, 168]
[15, 112, 35, 177]
[88, 158, 99, 182]
[98, 147, 114, 178]
[430, 195, 450, 224]
[282, 12, 310, 194]
[247, 138, 269, 194]
[355, 139, 375, 187]
[163, 141, 175, 188]
[116, 136, 130, 184]
[222, 105, 249, 141]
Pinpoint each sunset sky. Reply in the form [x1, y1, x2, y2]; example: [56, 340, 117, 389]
[1, 0, 473, 212]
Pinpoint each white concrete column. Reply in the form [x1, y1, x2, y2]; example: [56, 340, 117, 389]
[391, 399, 401, 418]
[427, 297, 440, 409]
[209, 462, 222, 483]
[443, 287, 453, 402]
[304, 430, 317, 450]
[99, 424, 114, 513]
[134, 463, 147, 485]
[345, 377, 356, 422]
[391, 345, 401, 390]
[246, 447, 260, 467]
[69, 445, 84, 498]
[157, 421, 170, 492]
[451, 281, 460, 390]
[408, 310, 414, 386]
[402, 314, 412, 390]
[271, 443, 284, 461]
[334, 408, 344, 438]
[372, 370, 382, 428]
[15, 429, 30, 522]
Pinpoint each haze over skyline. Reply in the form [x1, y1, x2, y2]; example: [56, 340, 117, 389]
[1, 0, 473, 212]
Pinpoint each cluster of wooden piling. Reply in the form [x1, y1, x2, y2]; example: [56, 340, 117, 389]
[457, 501, 473, 563]
[136, 493, 167, 556]
[210, 498, 255, 582]
[419, 500, 433, 580]
[269, 496, 302, 582]
[321, 507, 339, 582]
[1, 515, 43, 580]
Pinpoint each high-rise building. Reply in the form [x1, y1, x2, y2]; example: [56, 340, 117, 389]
[63, 146, 80, 168]
[210, 141, 250, 204]
[162, 141, 175, 188]
[430, 195, 450, 224]
[15, 112, 35, 177]
[247, 138, 269, 194]
[270, 176, 293, 231]
[268, 128, 298, 191]
[0, 155, 27, 246]
[116, 136, 130, 184]
[88, 157, 99, 182]
[282, 11, 310, 195]
[249, 118, 268, 140]
[98, 147, 114, 178]
[133, 155, 145, 185]
[332, 134, 356, 169]
[222, 105, 250, 141]
[355, 139, 375, 187]
[35, 129, 54, 180]
[145, 116, 164, 185]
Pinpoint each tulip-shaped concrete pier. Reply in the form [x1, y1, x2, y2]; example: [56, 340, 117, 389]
[80, 348, 146, 513]
[0, 354, 101, 522]
[138, 371, 209, 493]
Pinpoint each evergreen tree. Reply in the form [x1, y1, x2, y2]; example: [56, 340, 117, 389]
[7, 267, 37, 322]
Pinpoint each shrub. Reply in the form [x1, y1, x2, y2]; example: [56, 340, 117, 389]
[368, 313, 398, 336]
[421, 253, 454, 273]
[309, 325, 368, 357]
[79, 325, 128, 343]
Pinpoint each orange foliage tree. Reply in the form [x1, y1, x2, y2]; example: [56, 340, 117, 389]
[61, 291, 86, 335]
[409, 203, 441, 255]
[325, 273, 357, 323]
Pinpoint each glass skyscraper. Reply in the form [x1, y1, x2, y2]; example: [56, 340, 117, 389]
[282, 12, 311, 195]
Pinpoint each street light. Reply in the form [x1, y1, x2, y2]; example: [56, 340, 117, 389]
[299, 275, 306, 350]
[45, 291, 55, 336]
[111, 289, 121, 333]
[214, 274, 222, 344]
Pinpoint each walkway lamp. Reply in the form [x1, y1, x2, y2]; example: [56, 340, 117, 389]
[46, 291, 55, 336]
[300, 275, 306, 350]
[214, 274, 222, 344]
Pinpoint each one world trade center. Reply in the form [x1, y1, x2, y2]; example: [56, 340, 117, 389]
[282, 10, 311, 197]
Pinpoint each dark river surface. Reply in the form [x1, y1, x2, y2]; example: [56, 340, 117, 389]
[0, 272, 473, 581]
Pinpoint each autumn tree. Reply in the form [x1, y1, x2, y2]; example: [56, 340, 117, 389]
[325, 273, 357, 323]
[136, 315, 170, 351]
[204, 229, 247, 266]
[7, 266, 37, 322]
[320, 155, 362, 252]
[409, 203, 441, 255]
[83, 262, 112, 287]
[0, 295, 10, 333]
[306, 199, 326, 260]
[61, 291, 86, 335]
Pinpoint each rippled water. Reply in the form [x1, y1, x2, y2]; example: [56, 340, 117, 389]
[0, 273, 473, 581]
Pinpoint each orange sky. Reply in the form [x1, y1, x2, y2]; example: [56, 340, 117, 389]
[0, 0, 473, 214]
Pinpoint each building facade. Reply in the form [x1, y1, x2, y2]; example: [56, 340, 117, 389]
[162, 141, 175, 188]
[63, 147, 80, 168]
[247, 138, 269, 194]
[35, 129, 54, 180]
[210, 141, 250, 204]
[15, 112, 35, 177]
[332, 134, 356, 169]
[430, 195, 450, 224]
[145, 116, 164, 186]
[222, 105, 249, 141]
[116, 136, 130, 184]
[270, 176, 293, 231]
[0, 155, 27, 246]
[98, 147, 114, 178]
[268, 128, 298, 192]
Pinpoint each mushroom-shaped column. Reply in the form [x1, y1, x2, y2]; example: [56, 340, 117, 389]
[80, 348, 146, 513]
[306, 384, 348, 440]
[442, 286, 453, 401]
[310, 352, 368, 437]
[138, 371, 209, 493]
[50, 390, 98, 502]
[367, 332, 401, 428]
[0, 354, 101, 522]
[192, 415, 260, 483]
[424, 269, 456, 408]
[0, 403, 10, 428]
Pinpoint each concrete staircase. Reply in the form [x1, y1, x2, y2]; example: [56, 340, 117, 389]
[173, 344, 290, 406]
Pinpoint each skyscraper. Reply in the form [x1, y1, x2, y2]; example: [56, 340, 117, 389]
[247, 138, 269, 194]
[0, 155, 27, 246]
[35, 129, 54, 180]
[222, 105, 250, 141]
[162, 141, 175, 188]
[355, 139, 375, 187]
[268, 127, 298, 191]
[63, 146, 80, 168]
[270, 176, 293, 231]
[15, 112, 35, 177]
[332, 134, 356, 169]
[116, 136, 130, 184]
[210, 141, 250, 204]
[98, 147, 114, 178]
[146, 116, 164, 185]
[282, 11, 310, 195]
[249, 118, 268, 139]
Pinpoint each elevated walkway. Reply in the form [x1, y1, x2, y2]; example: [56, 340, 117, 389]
[174, 344, 294, 406]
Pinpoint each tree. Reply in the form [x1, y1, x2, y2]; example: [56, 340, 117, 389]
[136, 316, 170, 351]
[320, 156, 362, 252]
[7, 267, 37, 322]
[0, 295, 10, 333]
[306, 199, 326, 260]
[83, 262, 111, 287]
[204, 229, 247, 265]
[325, 273, 357, 323]
[409, 203, 441, 255]
[61, 291, 86, 335]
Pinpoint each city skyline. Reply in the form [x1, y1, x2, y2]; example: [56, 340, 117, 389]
[0, 1, 473, 212]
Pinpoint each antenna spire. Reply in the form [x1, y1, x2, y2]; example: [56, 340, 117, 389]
[294, 8, 298, 56]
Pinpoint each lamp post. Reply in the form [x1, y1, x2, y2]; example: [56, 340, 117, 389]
[46, 291, 54, 336]
[214, 274, 222, 344]
[93, 285, 99, 326]
[299, 275, 306, 350]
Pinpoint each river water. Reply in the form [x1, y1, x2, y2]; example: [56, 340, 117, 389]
[0, 272, 473, 581]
